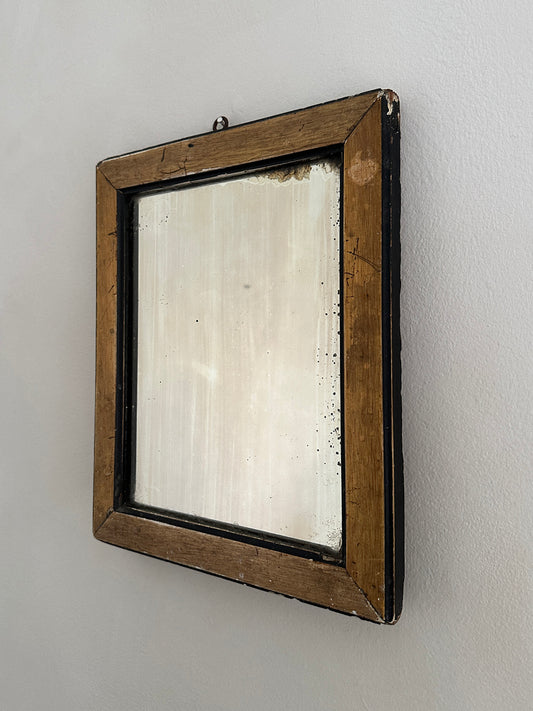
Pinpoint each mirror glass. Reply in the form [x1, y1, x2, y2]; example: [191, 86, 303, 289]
[133, 157, 342, 551]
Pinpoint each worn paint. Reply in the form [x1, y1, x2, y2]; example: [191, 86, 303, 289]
[377, 88, 399, 116]
[347, 150, 378, 186]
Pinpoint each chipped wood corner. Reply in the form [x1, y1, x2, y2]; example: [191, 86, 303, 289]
[93, 90, 402, 623]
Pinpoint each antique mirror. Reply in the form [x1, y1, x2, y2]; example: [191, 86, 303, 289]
[94, 89, 403, 623]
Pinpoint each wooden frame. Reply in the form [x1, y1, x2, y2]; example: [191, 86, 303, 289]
[94, 89, 403, 623]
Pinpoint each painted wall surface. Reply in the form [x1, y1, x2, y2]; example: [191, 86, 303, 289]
[1, 2, 531, 709]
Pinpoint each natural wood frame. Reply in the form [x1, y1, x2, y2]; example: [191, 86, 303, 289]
[94, 89, 403, 623]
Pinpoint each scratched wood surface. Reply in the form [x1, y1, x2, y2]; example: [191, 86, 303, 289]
[94, 89, 401, 622]
[97, 92, 377, 189]
[94, 168, 118, 531]
[97, 511, 381, 621]
[343, 99, 386, 619]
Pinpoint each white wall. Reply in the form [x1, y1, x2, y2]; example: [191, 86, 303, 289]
[1, 2, 531, 709]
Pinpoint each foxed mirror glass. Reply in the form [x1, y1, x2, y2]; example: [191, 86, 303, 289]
[94, 90, 403, 623]
[134, 158, 342, 553]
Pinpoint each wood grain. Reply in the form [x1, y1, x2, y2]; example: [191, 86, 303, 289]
[343, 100, 386, 618]
[94, 89, 401, 622]
[93, 167, 118, 531]
[96, 512, 381, 621]
[98, 92, 377, 189]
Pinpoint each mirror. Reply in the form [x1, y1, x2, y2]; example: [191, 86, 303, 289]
[94, 90, 403, 622]
[134, 158, 342, 551]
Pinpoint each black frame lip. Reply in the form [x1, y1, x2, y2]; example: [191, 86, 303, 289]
[380, 94, 403, 623]
[115, 148, 348, 567]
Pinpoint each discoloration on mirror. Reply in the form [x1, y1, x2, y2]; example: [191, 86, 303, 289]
[133, 157, 342, 552]
[266, 163, 312, 182]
